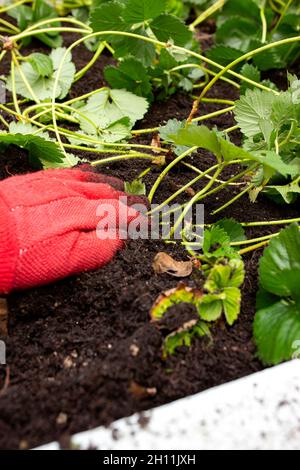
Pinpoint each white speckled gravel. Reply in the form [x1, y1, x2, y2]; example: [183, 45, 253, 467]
[38, 360, 300, 450]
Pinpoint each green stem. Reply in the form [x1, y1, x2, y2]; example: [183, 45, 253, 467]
[211, 183, 254, 215]
[10, 59, 22, 117]
[198, 35, 300, 103]
[169, 63, 239, 89]
[0, 0, 31, 14]
[148, 147, 197, 203]
[260, 3, 268, 43]
[12, 51, 41, 104]
[189, 0, 226, 31]
[0, 113, 9, 129]
[181, 161, 245, 186]
[279, 120, 296, 147]
[148, 163, 221, 215]
[90, 153, 154, 166]
[0, 18, 20, 34]
[10, 29, 280, 94]
[241, 217, 300, 227]
[224, 124, 239, 134]
[160, 159, 247, 218]
[269, 0, 282, 14]
[74, 41, 106, 82]
[196, 164, 256, 202]
[272, 0, 293, 34]
[231, 232, 278, 247]
[196, 97, 235, 106]
[14, 16, 92, 38]
[132, 106, 235, 136]
[169, 164, 225, 238]
[239, 240, 269, 255]
[0, 50, 6, 64]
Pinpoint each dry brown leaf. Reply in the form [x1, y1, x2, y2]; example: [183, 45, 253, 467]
[151, 134, 161, 153]
[0, 298, 8, 337]
[185, 187, 196, 196]
[129, 381, 157, 400]
[152, 252, 193, 278]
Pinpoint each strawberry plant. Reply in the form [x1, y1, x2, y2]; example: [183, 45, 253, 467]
[0, 0, 299, 369]
[151, 220, 245, 357]
[254, 224, 300, 365]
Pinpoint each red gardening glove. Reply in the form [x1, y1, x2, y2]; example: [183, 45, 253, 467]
[0, 167, 146, 294]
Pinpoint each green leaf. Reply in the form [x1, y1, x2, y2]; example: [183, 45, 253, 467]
[253, 48, 286, 71]
[159, 118, 186, 141]
[200, 259, 245, 326]
[264, 181, 300, 204]
[69, 115, 131, 147]
[159, 119, 191, 156]
[8, 121, 51, 142]
[206, 46, 243, 68]
[171, 123, 295, 177]
[253, 151, 297, 179]
[166, 0, 184, 17]
[254, 301, 300, 365]
[170, 124, 222, 159]
[163, 322, 210, 357]
[104, 57, 152, 100]
[78, 88, 149, 126]
[203, 225, 232, 259]
[151, 14, 192, 46]
[124, 179, 146, 195]
[228, 259, 246, 288]
[240, 64, 261, 94]
[0, 126, 64, 168]
[199, 295, 223, 322]
[28, 53, 53, 77]
[216, 17, 260, 52]
[50, 48, 76, 99]
[205, 259, 245, 290]
[223, 287, 241, 325]
[123, 0, 167, 22]
[235, 89, 276, 140]
[259, 224, 300, 301]
[9, 0, 62, 48]
[114, 27, 156, 67]
[215, 218, 246, 243]
[7, 48, 75, 101]
[89, 1, 128, 33]
[256, 287, 279, 311]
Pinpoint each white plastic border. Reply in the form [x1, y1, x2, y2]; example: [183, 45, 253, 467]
[38, 360, 300, 450]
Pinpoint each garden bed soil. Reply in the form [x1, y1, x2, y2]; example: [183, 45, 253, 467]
[0, 31, 299, 450]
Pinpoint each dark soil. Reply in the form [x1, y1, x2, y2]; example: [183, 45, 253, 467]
[0, 29, 299, 450]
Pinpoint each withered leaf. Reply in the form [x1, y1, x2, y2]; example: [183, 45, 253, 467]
[151, 134, 161, 154]
[152, 252, 193, 278]
[129, 381, 157, 400]
[150, 282, 203, 321]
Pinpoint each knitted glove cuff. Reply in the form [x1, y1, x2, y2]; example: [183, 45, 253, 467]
[0, 194, 18, 294]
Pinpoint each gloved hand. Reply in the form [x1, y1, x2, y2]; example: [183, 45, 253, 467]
[0, 166, 145, 294]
